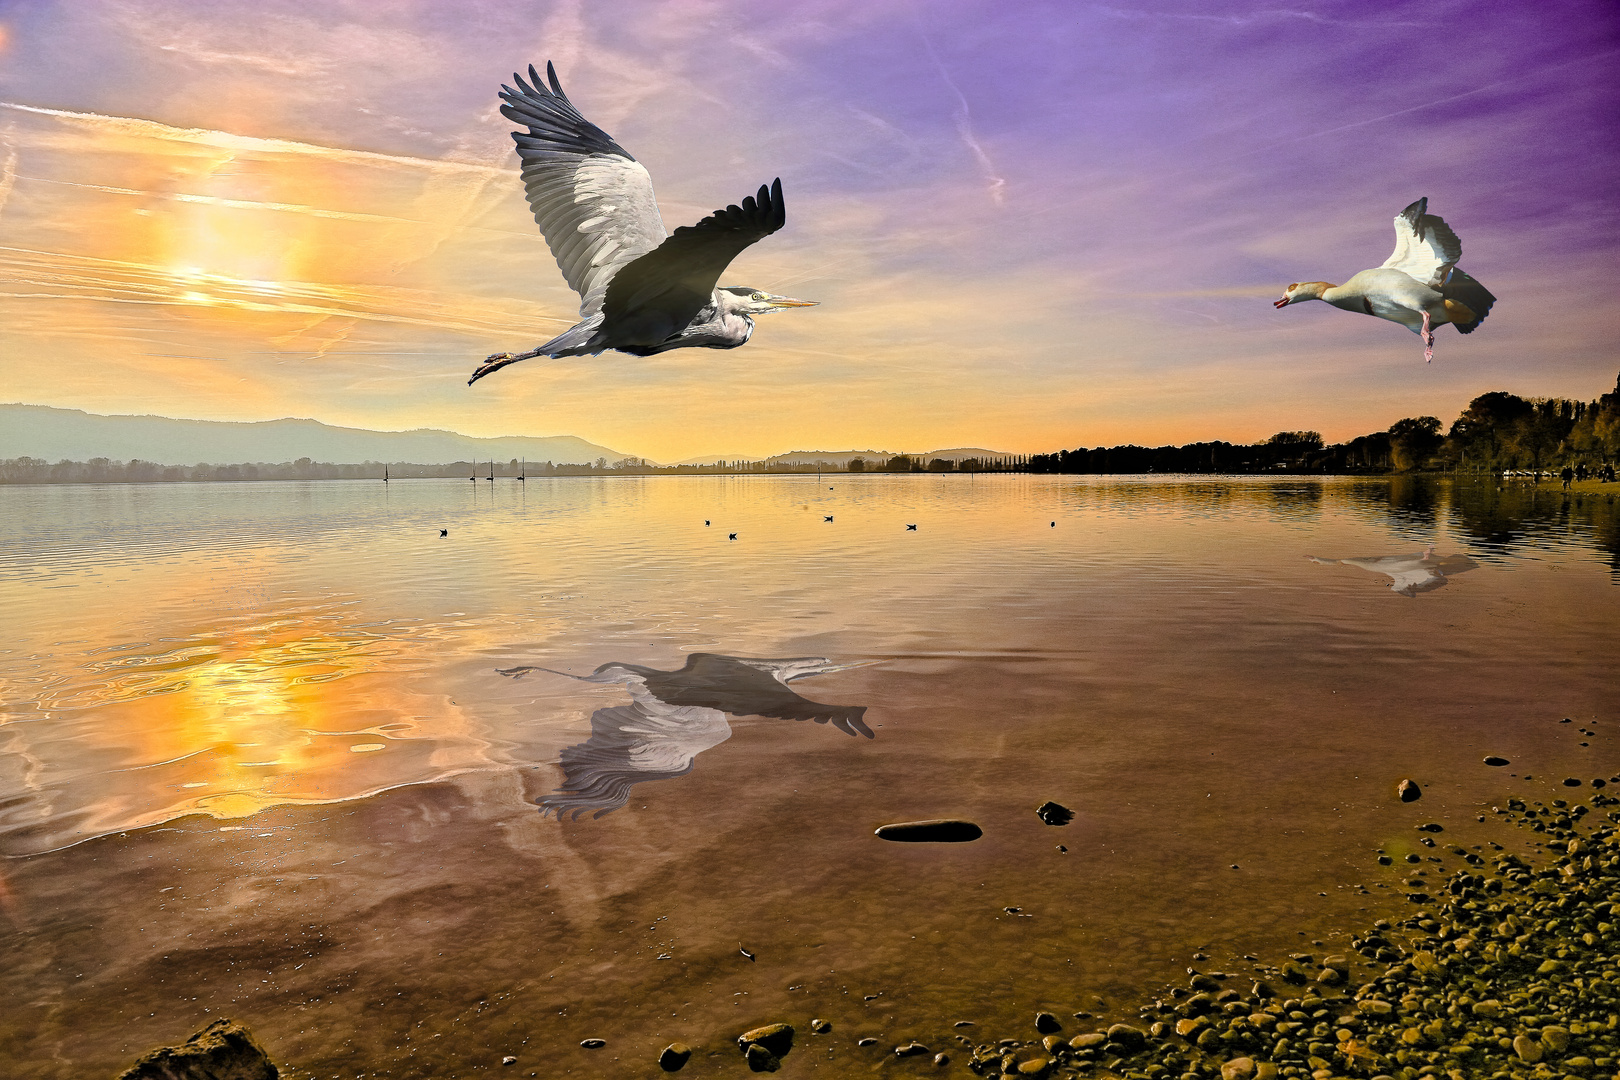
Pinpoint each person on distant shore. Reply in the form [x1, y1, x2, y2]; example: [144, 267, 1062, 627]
[1575, 463, 1588, 481]
[1560, 465, 1574, 490]
[1602, 463, 1616, 483]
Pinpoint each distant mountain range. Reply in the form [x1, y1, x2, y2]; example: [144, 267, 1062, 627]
[670, 447, 1013, 467]
[0, 404, 633, 466]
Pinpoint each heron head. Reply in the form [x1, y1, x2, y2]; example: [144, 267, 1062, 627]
[722, 286, 818, 316]
[1274, 281, 1330, 308]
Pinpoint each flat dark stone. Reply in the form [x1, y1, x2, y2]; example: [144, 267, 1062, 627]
[1035, 801, 1075, 825]
[875, 819, 982, 843]
[1417, 823, 1444, 832]
[1484, 756, 1510, 766]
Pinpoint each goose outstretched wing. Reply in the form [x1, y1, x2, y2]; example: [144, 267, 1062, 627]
[1382, 197, 1463, 287]
[500, 62, 669, 317]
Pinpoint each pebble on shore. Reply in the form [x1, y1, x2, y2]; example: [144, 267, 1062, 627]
[958, 787, 1620, 1079]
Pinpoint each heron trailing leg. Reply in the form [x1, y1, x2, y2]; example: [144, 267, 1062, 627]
[469, 348, 542, 386]
[1420, 309, 1433, 363]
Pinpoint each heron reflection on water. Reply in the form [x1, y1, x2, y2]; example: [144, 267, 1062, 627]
[498, 654, 876, 819]
[1307, 547, 1479, 596]
[469, 63, 816, 385]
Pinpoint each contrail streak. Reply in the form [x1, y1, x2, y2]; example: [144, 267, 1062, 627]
[0, 133, 16, 224]
[0, 101, 509, 177]
[918, 33, 1005, 205]
[16, 174, 439, 226]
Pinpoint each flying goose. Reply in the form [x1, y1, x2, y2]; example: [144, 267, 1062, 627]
[1275, 198, 1496, 362]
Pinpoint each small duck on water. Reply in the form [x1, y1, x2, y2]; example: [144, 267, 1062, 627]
[1274, 197, 1496, 362]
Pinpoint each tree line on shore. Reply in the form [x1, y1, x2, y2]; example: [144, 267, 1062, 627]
[0, 453, 1034, 484]
[4, 373, 1615, 484]
[1026, 372, 1620, 475]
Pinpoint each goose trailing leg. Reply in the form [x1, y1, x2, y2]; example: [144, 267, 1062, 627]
[1420, 309, 1434, 363]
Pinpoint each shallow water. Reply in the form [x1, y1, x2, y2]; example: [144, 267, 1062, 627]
[1, 475, 1616, 1077]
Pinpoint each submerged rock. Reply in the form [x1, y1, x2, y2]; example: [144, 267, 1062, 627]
[874, 819, 982, 842]
[118, 1018, 279, 1080]
[1035, 801, 1074, 825]
[744, 1043, 779, 1072]
[659, 1042, 692, 1072]
[737, 1023, 794, 1058]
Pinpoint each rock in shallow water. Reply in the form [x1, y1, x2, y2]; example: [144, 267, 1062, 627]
[874, 819, 982, 842]
[737, 1023, 794, 1057]
[744, 1043, 779, 1072]
[1035, 801, 1074, 825]
[659, 1042, 692, 1072]
[1397, 778, 1421, 802]
[118, 1018, 279, 1080]
[1484, 755, 1510, 766]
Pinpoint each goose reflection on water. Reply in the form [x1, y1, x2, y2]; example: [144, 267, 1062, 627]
[1307, 546, 1479, 596]
[498, 654, 876, 819]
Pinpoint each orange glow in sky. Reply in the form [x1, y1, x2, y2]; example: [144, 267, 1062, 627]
[1, 3, 1616, 460]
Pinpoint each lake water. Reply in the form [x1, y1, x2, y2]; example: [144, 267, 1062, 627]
[1, 475, 1616, 1077]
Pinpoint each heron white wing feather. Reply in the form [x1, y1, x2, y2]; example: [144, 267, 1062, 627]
[502, 64, 668, 317]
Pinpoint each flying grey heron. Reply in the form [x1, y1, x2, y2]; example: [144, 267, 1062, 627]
[469, 63, 816, 385]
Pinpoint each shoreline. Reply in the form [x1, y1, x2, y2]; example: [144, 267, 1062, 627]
[946, 786, 1620, 1080]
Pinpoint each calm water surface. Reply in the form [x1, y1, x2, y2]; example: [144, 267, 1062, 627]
[1, 475, 1616, 1077]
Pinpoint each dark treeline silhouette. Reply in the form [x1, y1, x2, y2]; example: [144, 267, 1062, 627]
[7, 373, 1616, 484]
[1029, 371, 1620, 476]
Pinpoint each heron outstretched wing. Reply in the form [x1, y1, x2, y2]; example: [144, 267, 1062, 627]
[1382, 197, 1462, 287]
[500, 63, 669, 317]
[601, 178, 786, 331]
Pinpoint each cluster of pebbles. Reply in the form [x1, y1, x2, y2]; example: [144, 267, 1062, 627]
[955, 788, 1620, 1080]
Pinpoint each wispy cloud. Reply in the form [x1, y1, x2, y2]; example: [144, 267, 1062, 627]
[0, 102, 508, 174]
[918, 32, 1005, 205]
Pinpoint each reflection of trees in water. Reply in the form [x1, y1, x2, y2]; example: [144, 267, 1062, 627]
[1264, 482, 1324, 519]
[1444, 479, 1620, 577]
[1384, 475, 1439, 531]
[499, 654, 874, 820]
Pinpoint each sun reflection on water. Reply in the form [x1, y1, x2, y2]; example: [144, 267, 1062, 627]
[1, 610, 488, 854]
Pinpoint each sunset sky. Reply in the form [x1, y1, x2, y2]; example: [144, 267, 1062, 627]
[1, 0, 1616, 462]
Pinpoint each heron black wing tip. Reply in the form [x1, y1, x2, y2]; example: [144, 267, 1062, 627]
[546, 61, 567, 99]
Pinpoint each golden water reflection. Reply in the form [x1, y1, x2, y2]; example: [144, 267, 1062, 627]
[1, 609, 487, 854]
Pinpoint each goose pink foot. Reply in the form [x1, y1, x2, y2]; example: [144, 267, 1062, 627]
[1421, 309, 1434, 363]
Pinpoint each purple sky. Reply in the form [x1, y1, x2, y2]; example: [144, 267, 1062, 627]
[1, 0, 1616, 459]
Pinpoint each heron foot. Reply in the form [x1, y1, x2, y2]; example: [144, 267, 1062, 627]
[468, 349, 540, 386]
[1421, 310, 1434, 363]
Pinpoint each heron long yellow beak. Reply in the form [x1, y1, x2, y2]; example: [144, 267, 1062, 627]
[767, 295, 818, 307]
